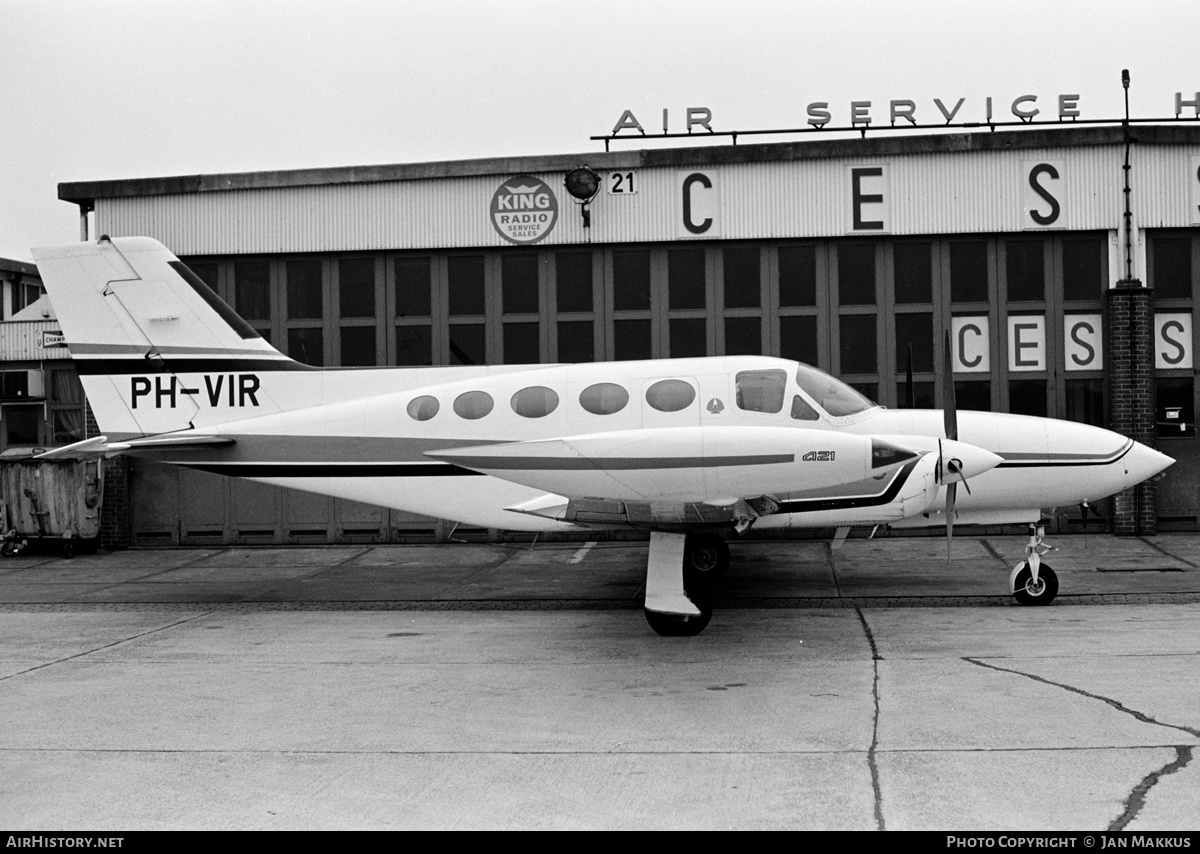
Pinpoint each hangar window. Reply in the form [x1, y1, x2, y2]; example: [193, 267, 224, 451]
[556, 252, 593, 313]
[448, 256, 486, 316]
[614, 319, 651, 361]
[511, 386, 559, 418]
[725, 316, 761, 356]
[779, 245, 816, 307]
[669, 248, 705, 310]
[1151, 237, 1192, 300]
[287, 260, 323, 319]
[453, 391, 494, 420]
[395, 257, 432, 317]
[893, 243, 932, 304]
[235, 261, 271, 321]
[502, 254, 539, 314]
[838, 243, 876, 306]
[646, 379, 696, 413]
[397, 326, 432, 366]
[1005, 240, 1045, 302]
[736, 370, 786, 414]
[557, 320, 593, 362]
[670, 318, 706, 358]
[613, 250, 651, 311]
[1063, 238, 1103, 302]
[723, 246, 761, 309]
[950, 242, 989, 303]
[579, 383, 629, 415]
[339, 258, 375, 318]
[407, 395, 439, 422]
[780, 315, 818, 367]
[449, 324, 485, 365]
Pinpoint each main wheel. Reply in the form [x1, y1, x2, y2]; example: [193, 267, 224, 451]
[644, 583, 713, 637]
[684, 534, 731, 582]
[1010, 562, 1058, 606]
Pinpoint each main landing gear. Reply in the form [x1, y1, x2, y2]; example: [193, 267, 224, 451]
[643, 532, 729, 636]
[1009, 522, 1059, 606]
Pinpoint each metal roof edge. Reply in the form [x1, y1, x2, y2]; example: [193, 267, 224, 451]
[58, 124, 1200, 205]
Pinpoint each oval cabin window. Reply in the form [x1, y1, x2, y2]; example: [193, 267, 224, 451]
[645, 379, 696, 412]
[453, 390, 494, 420]
[407, 395, 440, 421]
[511, 386, 559, 418]
[578, 383, 630, 415]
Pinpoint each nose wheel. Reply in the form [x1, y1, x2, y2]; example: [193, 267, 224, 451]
[1010, 562, 1058, 605]
[1009, 522, 1058, 605]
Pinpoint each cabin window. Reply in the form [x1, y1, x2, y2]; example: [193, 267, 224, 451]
[790, 395, 819, 421]
[645, 379, 696, 413]
[453, 391, 494, 420]
[735, 370, 786, 414]
[407, 395, 440, 421]
[579, 383, 629, 415]
[511, 386, 559, 418]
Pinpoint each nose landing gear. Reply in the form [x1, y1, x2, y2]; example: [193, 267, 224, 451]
[1009, 522, 1058, 605]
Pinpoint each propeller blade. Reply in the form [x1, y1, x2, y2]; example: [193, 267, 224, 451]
[945, 481, 956, 559]
[905, 343, 914, 409]
[947, 457, 971, 495]
[943, 330, 958, 441]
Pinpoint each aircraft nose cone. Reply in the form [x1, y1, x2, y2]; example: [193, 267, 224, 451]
[1123, 442, 1175, 489]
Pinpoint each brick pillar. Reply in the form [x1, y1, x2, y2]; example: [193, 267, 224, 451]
[1106, 282, 1157, 535]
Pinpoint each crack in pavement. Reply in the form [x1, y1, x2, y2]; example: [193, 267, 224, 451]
[963, 657, 1199, 830]
[855, 609, 885, 831]
[0, 611, 214, 682]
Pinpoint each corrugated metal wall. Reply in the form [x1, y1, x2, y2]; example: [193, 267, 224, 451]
[0, 321, 65, 362]
[94, 142, 1199, 256]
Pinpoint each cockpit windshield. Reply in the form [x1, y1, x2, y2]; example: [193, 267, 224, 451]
[794, 363, 878, 417]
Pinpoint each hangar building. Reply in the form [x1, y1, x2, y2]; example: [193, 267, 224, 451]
[26, 124, 1200, 546]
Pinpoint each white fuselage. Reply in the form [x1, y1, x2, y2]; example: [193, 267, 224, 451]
[135, 356, 1170, 533]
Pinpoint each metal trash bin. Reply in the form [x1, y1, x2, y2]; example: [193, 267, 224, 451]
[0, 448, 103, 557]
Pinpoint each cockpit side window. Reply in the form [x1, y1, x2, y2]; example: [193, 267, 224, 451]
[735, 370, 787, 414]
[790, 395, 819, 421]
[794, 363, 876, 417]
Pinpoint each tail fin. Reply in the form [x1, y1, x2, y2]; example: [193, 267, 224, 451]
[32, 236, 301, 439]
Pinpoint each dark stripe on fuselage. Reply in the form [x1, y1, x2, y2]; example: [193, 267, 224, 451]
[994, 440, 1133, 468]
[74, 358, 315, 375]
[775, 460, 918, 514]
[441, 454, 794, 471]
[183, 463, 482, 478]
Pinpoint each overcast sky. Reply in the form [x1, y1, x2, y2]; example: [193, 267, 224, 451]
[2, 0, 1197, 260]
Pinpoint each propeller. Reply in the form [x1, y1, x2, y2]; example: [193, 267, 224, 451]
[941, 331, 959, 558]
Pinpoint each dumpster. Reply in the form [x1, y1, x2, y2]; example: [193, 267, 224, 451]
[0, 448, 103, 557]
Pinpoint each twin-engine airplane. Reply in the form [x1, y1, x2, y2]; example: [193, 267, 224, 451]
[32, 236, 1173, 635]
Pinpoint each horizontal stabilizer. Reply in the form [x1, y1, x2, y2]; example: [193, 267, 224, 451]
[34, 433, 234, 460]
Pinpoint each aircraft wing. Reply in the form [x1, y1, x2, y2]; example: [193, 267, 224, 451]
[427, 425, 919, 509]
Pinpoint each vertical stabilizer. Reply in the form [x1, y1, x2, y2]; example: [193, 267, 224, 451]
[32, 236, 301, 439]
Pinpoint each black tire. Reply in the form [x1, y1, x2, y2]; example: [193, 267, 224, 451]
[1012, 563, 1058, 606]
[644, 582, 713, 637]
[684, 534, 731, 582]
[1, 540, 15, 557]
